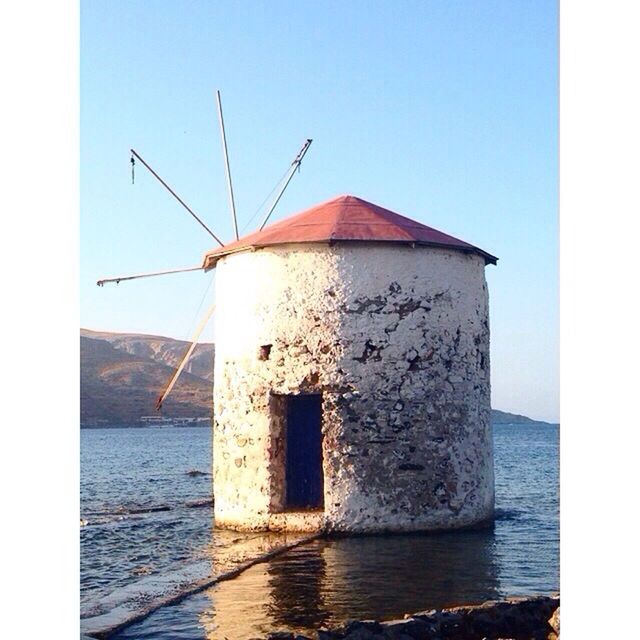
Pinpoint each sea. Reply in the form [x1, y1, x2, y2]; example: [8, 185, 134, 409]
[80, 422, 559, 639]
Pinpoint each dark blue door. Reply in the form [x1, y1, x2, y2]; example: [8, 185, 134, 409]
[285, 394, 324, 509]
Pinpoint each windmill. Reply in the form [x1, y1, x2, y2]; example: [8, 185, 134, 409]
[97, 91, 313, 410]
[97, 94, 499, 535]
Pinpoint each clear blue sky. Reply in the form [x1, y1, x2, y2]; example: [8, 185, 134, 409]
[80, 0, 558, 422]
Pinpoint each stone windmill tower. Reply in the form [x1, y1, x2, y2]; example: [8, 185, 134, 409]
[202, 194, 497, 533]
[97, 94, 497, 534]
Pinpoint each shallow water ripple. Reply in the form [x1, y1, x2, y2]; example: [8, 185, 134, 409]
[82, 423, 559, 639]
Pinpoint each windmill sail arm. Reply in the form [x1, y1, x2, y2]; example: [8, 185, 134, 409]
[216, 90, 239, 240]
[130, 148, 225, 247]
[97, 265, 204, 286]
[156, 302, 216, 411]
[257, 139, 312, 231]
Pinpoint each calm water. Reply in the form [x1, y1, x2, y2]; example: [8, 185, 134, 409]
[81, 423, 559, 639]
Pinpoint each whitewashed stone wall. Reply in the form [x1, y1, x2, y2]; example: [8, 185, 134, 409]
[212, 243, 493, 532]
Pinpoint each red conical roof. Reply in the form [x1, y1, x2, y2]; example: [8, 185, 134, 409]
[202, 195, 497, 269]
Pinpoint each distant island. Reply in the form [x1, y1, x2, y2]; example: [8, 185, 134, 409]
[80, 329, 556, 428]
[490, 409, 555, 425]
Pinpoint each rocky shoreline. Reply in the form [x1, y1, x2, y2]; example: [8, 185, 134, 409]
[265, 595, 560, 640]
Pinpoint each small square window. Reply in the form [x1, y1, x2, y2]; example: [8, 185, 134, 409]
[258, 344, 272, 360]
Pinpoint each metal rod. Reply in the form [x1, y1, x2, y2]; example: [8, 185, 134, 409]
[130, 149, 225, 246]
[97, 265, 203, 287]
[215, 91, 239, 241]
[257, 139, 313, 231]
[156, 303, 216, 410]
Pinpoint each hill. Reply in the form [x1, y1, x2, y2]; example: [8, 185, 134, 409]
[490, 409, 554, 425]
[81, 328, 215, 381]
[80, 329, 554, 427]
[80, 332, 213, 427]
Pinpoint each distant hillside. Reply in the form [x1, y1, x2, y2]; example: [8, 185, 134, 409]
[80, 328, 554, 428]
[490, 409, 555, 426]
[80, 332, 213, 427]
[81, 328, 215, 381]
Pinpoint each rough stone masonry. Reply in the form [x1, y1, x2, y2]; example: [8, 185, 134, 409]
[212, 241, 494, 533]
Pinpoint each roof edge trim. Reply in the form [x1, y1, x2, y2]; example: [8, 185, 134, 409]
[203, 239, 497, 270]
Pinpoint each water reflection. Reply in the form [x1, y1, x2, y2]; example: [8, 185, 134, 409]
[201, 529, 501, 639]
[111, 425, 558, 640]
[266, 542, 329, 630]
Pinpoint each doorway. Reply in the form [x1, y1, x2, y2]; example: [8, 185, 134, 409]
[285, 394, 324, 510]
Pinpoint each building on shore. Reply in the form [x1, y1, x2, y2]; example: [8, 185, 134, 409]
[204, 195, 497, 533]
